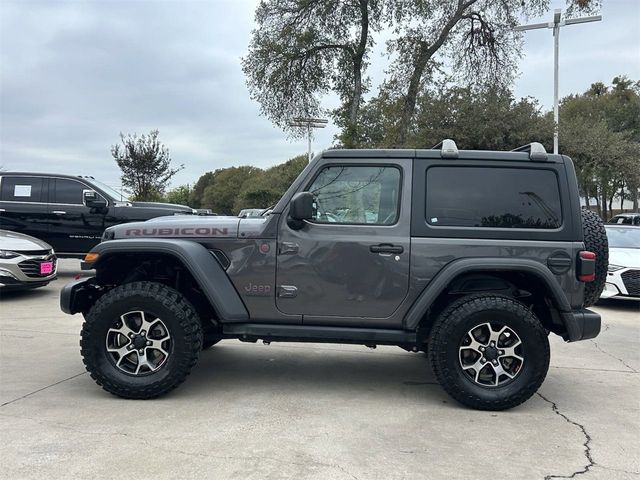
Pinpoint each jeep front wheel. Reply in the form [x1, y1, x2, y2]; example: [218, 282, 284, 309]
[428, 294, 550, 410]
[80, 281, 203, 399]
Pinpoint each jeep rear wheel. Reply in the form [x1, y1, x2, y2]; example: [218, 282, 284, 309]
[428, 294, 550, 411]
[80, 281, 202, 399]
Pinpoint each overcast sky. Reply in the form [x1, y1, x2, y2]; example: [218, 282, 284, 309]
[1, 0, 638, 190]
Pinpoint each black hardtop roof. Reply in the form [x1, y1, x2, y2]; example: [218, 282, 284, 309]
[321, 148, 563, 163]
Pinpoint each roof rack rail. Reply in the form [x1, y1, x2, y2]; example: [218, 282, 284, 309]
[511, 142, 548, 161]
[432, 139, 458, 159]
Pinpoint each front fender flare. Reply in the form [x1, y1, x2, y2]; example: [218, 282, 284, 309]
[82, 239, 249, 322]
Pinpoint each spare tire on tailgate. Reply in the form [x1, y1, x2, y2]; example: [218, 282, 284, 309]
[581, 209, 608, 307]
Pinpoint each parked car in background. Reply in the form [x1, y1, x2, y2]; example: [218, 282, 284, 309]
[238, 208, 266, 218]
[0, 230, 57, 290]
[608, 213, 640, 226]
[0, 172, 195, 257]
[193, 209, 217, 216]
[601, 225, 640, 300]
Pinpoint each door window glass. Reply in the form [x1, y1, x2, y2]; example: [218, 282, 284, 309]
[308, 165, 401, 225]
[0, 177, 45, 202]
[425, 167, 562, 229]
[53, 179, 85, 204]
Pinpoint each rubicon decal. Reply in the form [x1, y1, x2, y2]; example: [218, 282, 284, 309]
[125, 227, 229, 237]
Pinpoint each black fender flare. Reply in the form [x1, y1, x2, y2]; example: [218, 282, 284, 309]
[64, 239, 249, 322]
[403, 258, 572, 331]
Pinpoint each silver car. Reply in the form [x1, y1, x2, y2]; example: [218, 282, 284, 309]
[0, 230, 57, 290]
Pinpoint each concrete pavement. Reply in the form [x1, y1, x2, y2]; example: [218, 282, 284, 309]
[0, 260, 638, 479]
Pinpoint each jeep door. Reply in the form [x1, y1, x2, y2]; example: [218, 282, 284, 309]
[0, 175, 51, 241]
[276, 158, 412, 327]
[46, 178, 108, 254]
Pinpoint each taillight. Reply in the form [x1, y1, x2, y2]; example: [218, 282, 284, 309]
[578, 251, 596, 282]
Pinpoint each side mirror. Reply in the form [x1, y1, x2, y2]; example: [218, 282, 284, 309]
[287, 192, 313, 229]
[83, 190, 107, 209]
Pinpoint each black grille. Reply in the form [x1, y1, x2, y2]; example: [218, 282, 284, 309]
[15, 249, 51, 256]
[621, 269, 640, 296]
[18, 257, 57, 278]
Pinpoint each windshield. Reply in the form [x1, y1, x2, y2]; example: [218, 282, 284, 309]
[606, 226, 640, 249]
[90, 179, 128, 201]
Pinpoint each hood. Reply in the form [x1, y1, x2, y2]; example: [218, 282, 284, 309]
[609, 247, 640, 269]
[108, 215, 241, 240]
[129, 201, 194, 212]
[0, 229, 52, 251]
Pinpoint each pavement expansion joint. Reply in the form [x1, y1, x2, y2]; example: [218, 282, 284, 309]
[0, 372, 86, 407]
[538, 393, 594, 480]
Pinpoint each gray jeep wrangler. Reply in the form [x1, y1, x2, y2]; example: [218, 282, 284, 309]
[61, 140, 608, 410]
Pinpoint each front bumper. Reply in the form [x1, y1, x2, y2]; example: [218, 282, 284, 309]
[0, 254, 57, 289]
[601, 268, 640, 300]
[561, 309, 601, 342]
[60, 277, 100, 314]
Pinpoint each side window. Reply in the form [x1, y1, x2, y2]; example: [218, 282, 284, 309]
[53, 179, 85, 204]
[425, 167, 562, 229]
[308, 165, 401, 225]
[0, 177, 45, 202]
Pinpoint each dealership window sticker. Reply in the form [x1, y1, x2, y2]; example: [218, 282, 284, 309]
[14, 185, 32, 197]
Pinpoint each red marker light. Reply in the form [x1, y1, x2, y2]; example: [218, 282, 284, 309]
[578, 251, 596, 282]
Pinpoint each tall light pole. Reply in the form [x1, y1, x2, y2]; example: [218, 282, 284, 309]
[515, 9, 601, 154]
[288, 117, 328, 162]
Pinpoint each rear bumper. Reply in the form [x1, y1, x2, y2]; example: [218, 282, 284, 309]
[562, 308, 601, 342]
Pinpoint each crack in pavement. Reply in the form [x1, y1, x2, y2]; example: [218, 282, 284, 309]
[590, 339, 638, 373]
[0, 412, 361, 479]
[0, 372, 87, 407]
[538, 393, 594, 480]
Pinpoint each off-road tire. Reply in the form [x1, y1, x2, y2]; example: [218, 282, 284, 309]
[428, 294, 550, 411]
[581, 209, 608, 307]
[80, 281, 202, 399]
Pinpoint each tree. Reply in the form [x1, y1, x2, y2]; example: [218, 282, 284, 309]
[243, 0, 599, 148]
[234, 154, 308, 211]
[111, 130, 183, 201]
[190, 171, 216, 208]
[165, 184, 192, 206]
[560, 77, 640, 217]
[350, 83, 553, 151]
[385, 0, 599, 146]
[242, 0, 382, 146]
[201, 166, 262, 215]
[192, 155, 308, 215]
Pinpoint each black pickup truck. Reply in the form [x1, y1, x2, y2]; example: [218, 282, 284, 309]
[0, 172, 194, 257]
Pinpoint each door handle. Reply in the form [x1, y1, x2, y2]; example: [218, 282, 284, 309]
[370, 244, 404, 254]
[52, 211, 66, 215]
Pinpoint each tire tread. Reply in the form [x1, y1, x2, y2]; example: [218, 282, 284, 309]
[80, 281, 202, 399]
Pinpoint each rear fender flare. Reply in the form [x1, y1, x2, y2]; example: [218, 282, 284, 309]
[404, 258, 572, 331]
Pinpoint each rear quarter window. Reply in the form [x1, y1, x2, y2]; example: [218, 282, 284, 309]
[0, 176, 45, 202]
[425, 167, 562, 229]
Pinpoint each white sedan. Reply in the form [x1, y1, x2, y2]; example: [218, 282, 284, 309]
[601, 225, 640, 300]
